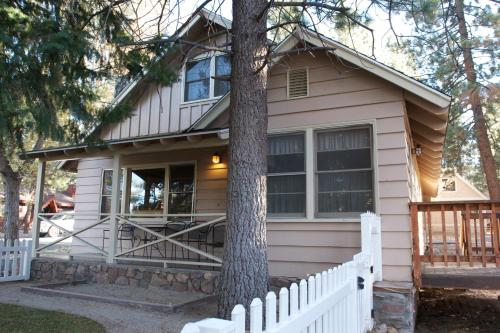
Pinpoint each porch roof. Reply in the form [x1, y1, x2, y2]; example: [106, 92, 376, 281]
[21, 128, 229, 161]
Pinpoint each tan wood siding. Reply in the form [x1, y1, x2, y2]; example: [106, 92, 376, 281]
[72, 149, 228, 254]
[75, 51, 417, 283]
[266, 53, 413, 282]
[102, 79, 219, 141]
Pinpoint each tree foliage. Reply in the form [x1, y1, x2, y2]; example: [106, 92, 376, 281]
[374, 0, 499, 195]
[0, 0, 176, 240]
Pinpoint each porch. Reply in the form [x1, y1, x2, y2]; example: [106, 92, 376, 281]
[28, 130, 231, 269]
[410, 200, 500, 289]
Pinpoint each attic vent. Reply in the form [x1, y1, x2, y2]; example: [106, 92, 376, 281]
[287, 68, 309, 99]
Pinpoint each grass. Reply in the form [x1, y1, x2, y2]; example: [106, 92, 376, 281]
[0, 303, 105, 333]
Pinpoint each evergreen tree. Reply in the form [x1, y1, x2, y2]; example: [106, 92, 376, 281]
[0, 0, 169, 241]
[375, 0, 499, 197]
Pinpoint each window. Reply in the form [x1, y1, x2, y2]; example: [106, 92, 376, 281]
[267, 133, 306, 217]
[184, 54, 231, 102]
[126, 164, 195, 215]
[167, 164, 195, 214]
[214, 55, 231, 97]
[315, 127, 374, 217]
[100, 170, 113, 214]
[100, 169, 122, 214]
[129, 168, 165, 214]
[441, 178, 456, 192]
[184, 59, 210, 102]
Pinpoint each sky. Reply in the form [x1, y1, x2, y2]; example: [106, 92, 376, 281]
[132, 0, 496, 83]
[133, 0, 410, 58]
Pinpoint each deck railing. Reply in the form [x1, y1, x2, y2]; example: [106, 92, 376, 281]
[33, 211, 226, 268]
[114, 213, 226, 267]
[410, 200, 500, 285]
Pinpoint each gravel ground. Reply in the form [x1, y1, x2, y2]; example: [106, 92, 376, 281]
[54, 283, 207, 305]
[0, 281, 217, 333]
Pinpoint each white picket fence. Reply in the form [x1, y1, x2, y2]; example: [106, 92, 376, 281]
[0, 239, 33, 282]
[181, 212, 382, 333]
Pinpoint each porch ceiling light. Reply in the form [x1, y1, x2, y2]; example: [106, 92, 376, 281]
[212, 153, 221, 164]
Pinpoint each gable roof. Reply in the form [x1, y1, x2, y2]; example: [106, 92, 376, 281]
[25, 12, 451, 197]
[191, 25, 450, 131]
[109, 9, 231, 112]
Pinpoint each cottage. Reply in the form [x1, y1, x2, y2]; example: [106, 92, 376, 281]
[24, 10, 457, 328]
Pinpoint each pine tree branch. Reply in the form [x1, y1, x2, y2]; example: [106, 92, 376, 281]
[266, 20, 302, 32]
[268, 46, 336, 59]
[81, 0, 130, 29]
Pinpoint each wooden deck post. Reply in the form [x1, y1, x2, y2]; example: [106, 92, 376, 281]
[31, 160, 46, 257]
[107, 154, 121, 264]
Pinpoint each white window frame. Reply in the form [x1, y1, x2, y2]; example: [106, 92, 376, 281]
[180, 52, 230, 105]
[267, 132, 307, 218]
[267, 120, 379, 223]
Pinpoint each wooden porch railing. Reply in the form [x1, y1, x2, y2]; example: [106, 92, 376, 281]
[410, 200, 500, 286]
[33, 211, 226, 268]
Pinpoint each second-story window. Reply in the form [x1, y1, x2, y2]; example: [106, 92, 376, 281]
[214, 55, 231, 96]
[184, 54, 231, 102]
[185, 58, 210, 102]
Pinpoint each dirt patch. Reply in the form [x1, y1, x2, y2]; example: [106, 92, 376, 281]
[416, 289, 500, 333]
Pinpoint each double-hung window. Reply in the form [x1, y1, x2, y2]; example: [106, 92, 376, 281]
[267, 133, 306, 217]
[184, 54, 231, 102]
[214, 55, 231, 97]
[184, 58, 210, 102]
[315, 127, 374, 217]
[266, 126, 374, 219]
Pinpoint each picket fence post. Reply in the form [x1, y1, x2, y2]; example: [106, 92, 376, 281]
[372, 215, 383, 281]
[0, 238, 32, 282]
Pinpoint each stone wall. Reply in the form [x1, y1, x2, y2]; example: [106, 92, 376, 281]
[30, 258, 219, 295]
[373, 281, 417, 333]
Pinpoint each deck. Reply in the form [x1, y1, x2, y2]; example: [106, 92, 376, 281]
[411, 200, 500, 289]
[422, 265, 500, 290]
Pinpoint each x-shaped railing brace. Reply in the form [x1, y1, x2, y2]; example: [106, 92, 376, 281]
[114, 215, 226, 263]
[36, 215, 109, 256]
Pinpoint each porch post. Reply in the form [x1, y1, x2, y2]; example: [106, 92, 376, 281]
[107, 154, 121, 264]
[31, 160, 46, 257]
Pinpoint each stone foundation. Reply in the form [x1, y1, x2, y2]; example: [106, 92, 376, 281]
[30, 258, 219, 295]
[373, 281, 417, 333]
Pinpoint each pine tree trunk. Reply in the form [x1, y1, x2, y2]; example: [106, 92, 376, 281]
[454, 0, 500, 199]
[218, 0, 270, 319]
[2, 171, 20, 242]
[0, 143, 21, 242]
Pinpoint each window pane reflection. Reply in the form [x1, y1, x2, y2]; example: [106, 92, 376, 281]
[185, 59, 210, 102]
[130, 168, 165, 214]
[168, 165, 195, 214]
